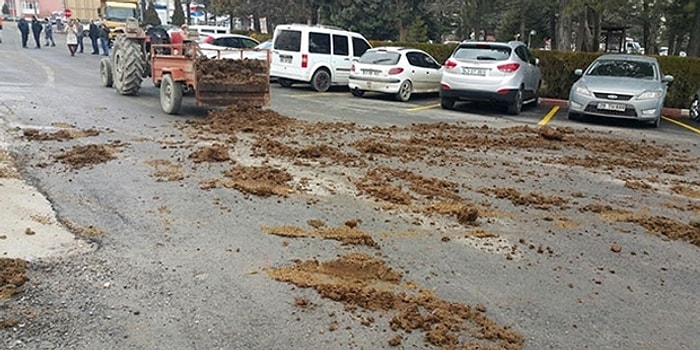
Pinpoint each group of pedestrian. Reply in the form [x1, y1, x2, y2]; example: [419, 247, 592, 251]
[16, 16, 110, 56]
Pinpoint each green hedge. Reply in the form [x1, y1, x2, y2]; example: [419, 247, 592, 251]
[369, 41, 699, 109]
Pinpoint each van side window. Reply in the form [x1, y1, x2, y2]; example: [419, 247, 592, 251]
[309, 32, 331, 54]
[352, 37, 370, 57]
[332, 34, 349, 56]
[274, 30, 301, 52]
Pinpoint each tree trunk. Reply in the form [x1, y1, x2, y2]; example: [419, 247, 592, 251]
[556, 0, 571, 51]
[687, 0, 700, 56]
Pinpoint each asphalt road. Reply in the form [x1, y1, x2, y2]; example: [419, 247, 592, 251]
[1, 22, 699, 350]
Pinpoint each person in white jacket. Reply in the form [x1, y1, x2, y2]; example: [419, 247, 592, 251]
[65, 20, 79, 56]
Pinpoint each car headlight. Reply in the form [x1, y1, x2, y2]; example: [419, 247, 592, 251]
[573, 84, 594, 97]
[637, 90, 663, 100]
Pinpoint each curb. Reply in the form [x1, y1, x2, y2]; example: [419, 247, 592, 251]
[539, 98, 690, 119]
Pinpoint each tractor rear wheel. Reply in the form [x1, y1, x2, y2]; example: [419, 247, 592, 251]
[112, 35, 145, 96]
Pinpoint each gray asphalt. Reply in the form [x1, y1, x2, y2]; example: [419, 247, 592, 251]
[1, 21, 699, 350]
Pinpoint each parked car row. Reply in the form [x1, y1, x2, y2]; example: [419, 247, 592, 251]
[210, 23, 679, 126]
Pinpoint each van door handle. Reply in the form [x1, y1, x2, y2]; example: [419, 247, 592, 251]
[344, 58, 350, 61]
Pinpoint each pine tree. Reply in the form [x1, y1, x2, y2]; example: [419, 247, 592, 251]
[1, 3, 9, 15]
[171, 0, 186, 26]
[143, 1, 162, 26]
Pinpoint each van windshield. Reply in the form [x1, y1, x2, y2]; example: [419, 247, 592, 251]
[274, 30, 301, 52]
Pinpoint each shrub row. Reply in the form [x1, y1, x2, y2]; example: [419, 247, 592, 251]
[369, 41, 700, 108]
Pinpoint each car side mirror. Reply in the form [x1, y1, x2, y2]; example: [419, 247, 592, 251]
[531, 58, 539, 65]
[661, 75, 674, 84]
[574, 69, 583, 76]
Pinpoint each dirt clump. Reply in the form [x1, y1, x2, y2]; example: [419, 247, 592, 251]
[188, 143, 231, 163]
[307, 219, 326, 229]
[0, 150, 20, 178]
[23, 128, 100, 142]
[262, 225, 378, 247]
[59, 219, 105, 237]
[189, 106, 297, 137]
[671, 185, 700, 198]
[221, 165, 293, 197]
[0, 258, 28, 301]
[56, 143, 120, 169]
[593, 207, 700, 247]
[537, 126, 566, 141]
[624, 180, 652, 191]
[425, 202, 479, 225]
[266, 253, 523, 349]
[146, 160, 185, 182]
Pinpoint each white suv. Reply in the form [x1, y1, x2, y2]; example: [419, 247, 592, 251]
[440, 41, 541, 115]
[270, 24, 372, 92]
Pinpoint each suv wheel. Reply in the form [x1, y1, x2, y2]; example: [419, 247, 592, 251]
[690, 95, 699, 121]
[441, 97, 455, 110]
[507, 89, 523, 115]
[311, 69, 331, 92]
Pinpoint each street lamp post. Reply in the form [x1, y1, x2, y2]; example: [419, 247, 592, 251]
[528, 29, 537, 48]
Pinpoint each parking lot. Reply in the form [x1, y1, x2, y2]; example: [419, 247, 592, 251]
[266, 83, 700, 139]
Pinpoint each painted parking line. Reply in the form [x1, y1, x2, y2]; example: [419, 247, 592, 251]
[662, 116, 700, 135]
[407, 103, 441, 112]
[291, 92, 336, 98]
[537, 106, 560, 126]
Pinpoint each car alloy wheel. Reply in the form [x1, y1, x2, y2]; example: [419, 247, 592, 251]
[690, 97, 700, 121]
[441, 97, 455, 110]
[351, 89, 365, 97]
[507, 89, 523, 115]
[396, 80, 412, 102]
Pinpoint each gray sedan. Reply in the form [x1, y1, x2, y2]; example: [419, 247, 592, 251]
[568, 54, 673, 128]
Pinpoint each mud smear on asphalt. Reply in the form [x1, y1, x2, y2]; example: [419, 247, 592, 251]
[581, 205, 700, 246]
[59, 219, 105, 237]
[145, 159, 185, 182]
[671, 185, 700, 199]
[267, 253, 523, 349]
[424, 202, 480, 226]
[55, 142, 123, 169]
[479, 187, 569, 210]
[220, 165, 292, 197]
[0, 150, 20, 178]
[23, 128, 100, 142]
[262, 222, 378, 248]
[0, 258, 28, 302]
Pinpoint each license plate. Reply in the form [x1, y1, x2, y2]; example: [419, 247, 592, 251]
[597, 102, 626, 111]
[462, 67, 487, 76]
[280, 56, 292, 64]
[361, 69, 380, 76]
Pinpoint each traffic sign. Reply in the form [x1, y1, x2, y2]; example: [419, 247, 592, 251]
[64, 8, 72, 18]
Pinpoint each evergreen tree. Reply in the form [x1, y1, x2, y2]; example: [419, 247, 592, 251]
[406, 17, 428, 42]
[2, 3, 9, 15]
[171, 0, 186, 26]
[143, 1, 162, 26]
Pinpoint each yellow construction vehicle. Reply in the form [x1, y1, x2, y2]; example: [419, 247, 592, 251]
[98, 0, 140, 40]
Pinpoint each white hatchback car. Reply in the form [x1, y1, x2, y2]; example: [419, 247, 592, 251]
[348, 47, 443, 102]
[198, 33, 260, 58]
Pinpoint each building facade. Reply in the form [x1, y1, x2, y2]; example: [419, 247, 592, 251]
[4, 0, 62, 19]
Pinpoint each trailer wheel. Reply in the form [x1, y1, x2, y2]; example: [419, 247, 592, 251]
[112, 35, 145, 96]
[100, 58, 113, 87]
[160, 75, 183, 115]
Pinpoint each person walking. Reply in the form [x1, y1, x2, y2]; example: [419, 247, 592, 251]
[44, 18, 56, 47]
[30, 16, 42, 48]
[65, 20, 79, 56]
[99, 23, 110, 56]
[18, 18, 29, 48]
[0, 16, 4, 43]
[75, 19, 84, 53]
[88, 19, 100, 54]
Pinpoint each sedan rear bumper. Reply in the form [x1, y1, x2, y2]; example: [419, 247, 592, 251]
[349, 77, 402, 94]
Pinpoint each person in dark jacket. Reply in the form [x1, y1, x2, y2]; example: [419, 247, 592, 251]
[18, 18, 30, 48]
[99, 23, 110, 56]
[30, 16, 42, 48]
[88, 19, 100, 54]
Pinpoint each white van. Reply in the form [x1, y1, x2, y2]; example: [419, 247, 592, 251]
[270, 24, 372, 92]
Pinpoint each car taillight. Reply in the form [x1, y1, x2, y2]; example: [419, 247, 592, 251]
[444, 59, 457, 69]
[301, 54, 308, 68]
[441, 83, 451, 90]
[497, 63, 520, 73]
[388, 67, 404, 75]
[204, 36, 214, 44]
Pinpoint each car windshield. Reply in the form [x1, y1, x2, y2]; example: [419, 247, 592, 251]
[358, 51, 401, 65]
[453, 44, 511, 61]
[587, 59, 657, 79]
